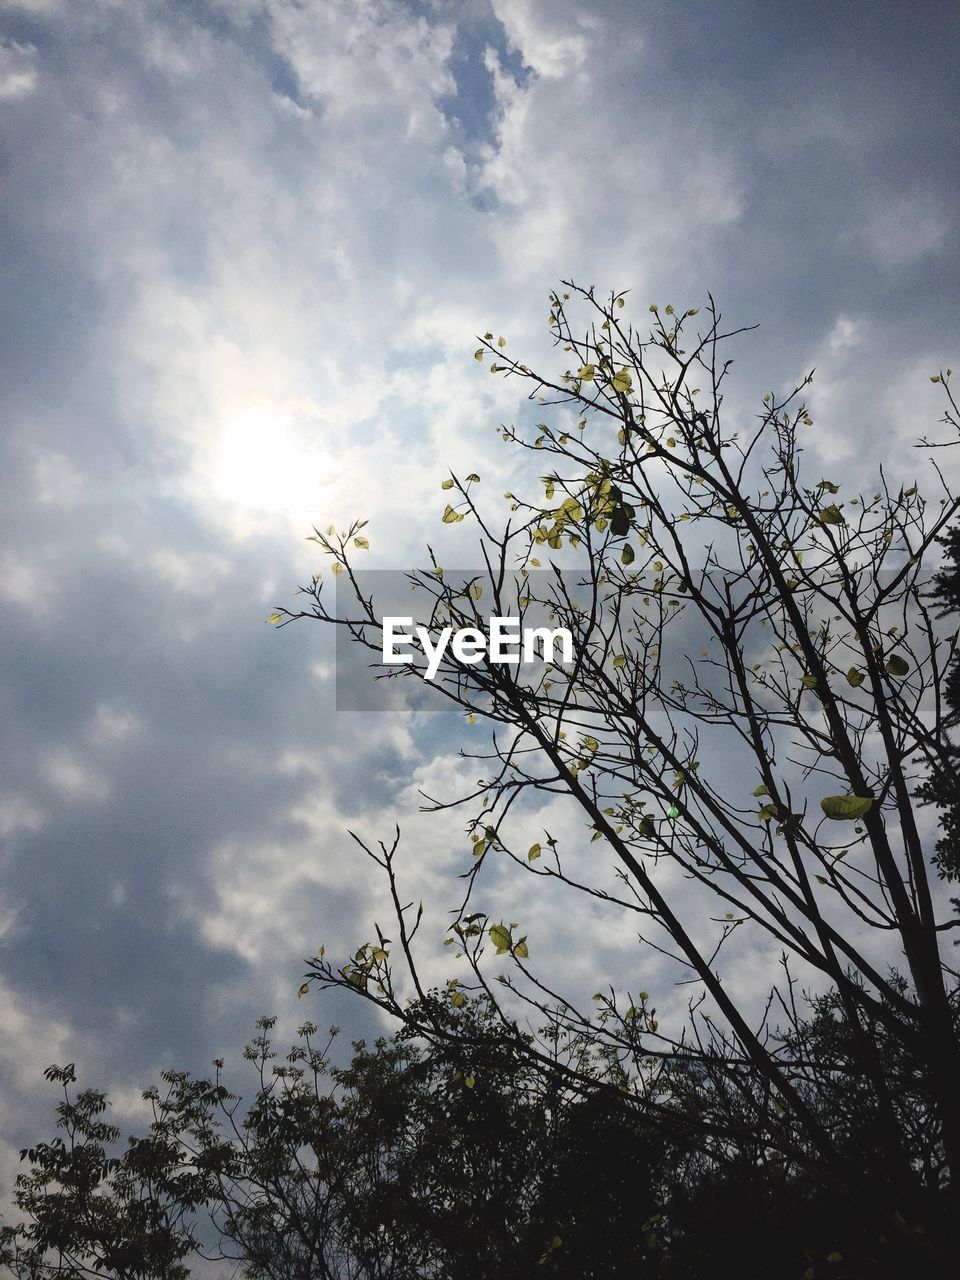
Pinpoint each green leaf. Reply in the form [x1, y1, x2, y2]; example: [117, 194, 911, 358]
[297, 982, 310, 998]
[621, 543, 635, 565]
[578, 364, 596, 381]
[450, 991, 466, 1008]
[353, 536, 369, 550]
[819, 504, 845, 525]
[464, 1075, 475, 1088]
[441, 478, 455, 490]
[752, 784, 770, 797]
[582, 735, 599, 752]
[488, 923, 512, 954]
[465, 473, 480, 483]
[613, 653, 626, 668]
[611, 368, 633, 395]
[474, 349, 484, 361]
[846, 667, 865, 687]
[514, 938, 529, 959]
[801, 674, 818, 689]
[527, 843, 541, 862]
[885, 654, 909, 677]
[758, 804, 780, 821]
[820, 795, 874, 821]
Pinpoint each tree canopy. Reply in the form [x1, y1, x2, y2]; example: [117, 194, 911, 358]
[286, 282, 960, 1272]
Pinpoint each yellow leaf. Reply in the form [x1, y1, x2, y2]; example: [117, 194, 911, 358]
[353, 536, 369, 550]
[820, 795, 873, 821]
[474, 349, 484, 361]
[578, 364, 596, 381]
[464, 1075, 475, 1088]
[268, 613, 282, 624]
[441, 478, 455, 490]
[611, 368, 633, 395]
[297, 983, 310, 998]
[331, 562, 343, 577]
[442, 505, 464, 524]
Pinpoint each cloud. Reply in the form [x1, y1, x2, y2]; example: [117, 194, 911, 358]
[0, 0, 958, 1215]
[856, 194, 951, 269]
[0, 37, 37, 98]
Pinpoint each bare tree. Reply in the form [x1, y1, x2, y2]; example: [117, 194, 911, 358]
[281, 283, 960, 1273]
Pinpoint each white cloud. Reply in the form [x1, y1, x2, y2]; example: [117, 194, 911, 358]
[0, 39, 38, 100]
[0, 793, 45, 840]
[856, 194, 950, 268]
[88, 704, 140, 745]
[42, 750, 111, 803]
[490, 0, 597, 80]
[828, 314, 862, 353]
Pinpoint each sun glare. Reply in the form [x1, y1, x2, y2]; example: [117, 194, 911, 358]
[210, 408, 328, 522]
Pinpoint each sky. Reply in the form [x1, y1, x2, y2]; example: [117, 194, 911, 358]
[1, 0, 959, 1209]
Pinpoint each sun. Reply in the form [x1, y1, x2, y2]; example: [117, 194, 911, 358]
[209, 407, 328, 523]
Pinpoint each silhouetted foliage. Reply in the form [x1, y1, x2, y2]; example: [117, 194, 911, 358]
[917, 523, 960, 882]
[286, 283, 960, 1271]
[1, 999, 667, 1279]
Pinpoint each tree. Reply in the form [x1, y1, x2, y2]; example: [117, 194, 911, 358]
[1, 1000, 668, 1279]
[281, 283, 960, 1272]
[917, 523, 960, 882]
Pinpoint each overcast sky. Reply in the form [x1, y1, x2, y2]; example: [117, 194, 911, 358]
[1, 0, 959, 1200]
